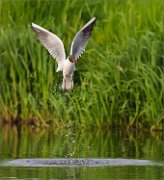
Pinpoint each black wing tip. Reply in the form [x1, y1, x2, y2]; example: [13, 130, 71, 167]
[82, 17, 96, 33]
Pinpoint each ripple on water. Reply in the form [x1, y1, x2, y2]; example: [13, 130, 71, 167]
[2, 158, 162, 167]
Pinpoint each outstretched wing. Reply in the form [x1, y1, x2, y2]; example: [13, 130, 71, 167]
[70, 17, 96, 60]
[31, 23, 66, 72]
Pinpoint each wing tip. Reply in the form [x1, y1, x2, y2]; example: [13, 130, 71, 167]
[31, 22, 35, 27]
[90, 17, 96, 24]
[31, 22, 36, 30]
[31, 23, 43, 33]
[81, 17, 96, 31]
[31, 22, 39, 28]
[92, 17, 96, 21]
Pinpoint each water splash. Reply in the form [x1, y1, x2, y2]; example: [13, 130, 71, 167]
[3, 158, 162, 167]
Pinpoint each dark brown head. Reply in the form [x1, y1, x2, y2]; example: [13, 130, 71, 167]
[69, 55, 77, 64]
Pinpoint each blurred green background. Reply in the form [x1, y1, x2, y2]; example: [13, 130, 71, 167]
[0, 0, 163, 130]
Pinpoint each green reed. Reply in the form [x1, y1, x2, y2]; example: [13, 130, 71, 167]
[0, 0, 163, 129]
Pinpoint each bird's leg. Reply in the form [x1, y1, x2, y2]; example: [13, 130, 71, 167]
[64, 78, 66, 92]
[70, 80, 73, 92]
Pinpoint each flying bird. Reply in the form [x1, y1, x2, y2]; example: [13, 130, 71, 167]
[31, 17, 96, 92]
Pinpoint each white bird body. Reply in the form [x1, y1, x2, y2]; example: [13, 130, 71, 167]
[63, 59, 75, 76]
[31, 17, 96, 91]
[62, 59, 75, 90]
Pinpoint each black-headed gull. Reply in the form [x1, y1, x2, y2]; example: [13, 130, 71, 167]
[31, 17, 96, 91]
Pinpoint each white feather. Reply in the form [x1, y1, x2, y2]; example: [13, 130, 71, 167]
[31, 18, 96, 91]
[31, 23, 66, 72]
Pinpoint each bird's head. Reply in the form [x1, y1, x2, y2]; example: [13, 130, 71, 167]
[69, 55, 77, 64]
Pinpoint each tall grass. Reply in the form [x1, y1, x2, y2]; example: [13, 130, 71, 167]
[0, 0, 163, 129]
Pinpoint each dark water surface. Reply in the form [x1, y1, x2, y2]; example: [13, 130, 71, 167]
[0, 125, 163, 179]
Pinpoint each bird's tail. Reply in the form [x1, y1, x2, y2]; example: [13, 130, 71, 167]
[62, 77, 74, 90]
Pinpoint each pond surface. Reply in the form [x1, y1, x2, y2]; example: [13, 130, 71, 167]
[0, 125, 163, 180]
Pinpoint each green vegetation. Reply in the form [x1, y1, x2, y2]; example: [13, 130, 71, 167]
[0, 0, 163, 130]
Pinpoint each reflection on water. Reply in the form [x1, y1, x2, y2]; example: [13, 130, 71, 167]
[0, 125, 163, 179]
